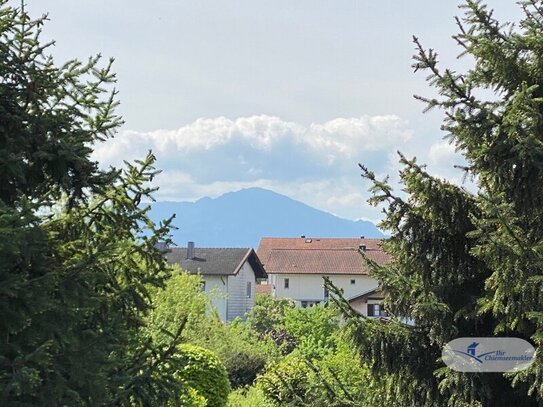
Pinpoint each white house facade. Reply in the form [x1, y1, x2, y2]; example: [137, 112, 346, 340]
[166, 243, 267, 321]
[348, 287, 386, 317]
[271, 273, 378, 307]
[257, 237, 390, 313]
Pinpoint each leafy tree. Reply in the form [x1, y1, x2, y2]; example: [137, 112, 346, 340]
[283, 303, 339, 358]
[257, 341, 370, 407]
[246, 294, 297, 353]
[329, 1, 543, 405]
[247, 295, 295, 335]
[0, 3, 185, 405]
[253, 301, 371, 406]
[148, 268, 210, 345]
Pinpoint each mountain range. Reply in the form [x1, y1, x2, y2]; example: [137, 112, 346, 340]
[148, 187, 383, 248]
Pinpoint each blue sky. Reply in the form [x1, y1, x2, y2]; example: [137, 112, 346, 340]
[27, 1, 521, 222]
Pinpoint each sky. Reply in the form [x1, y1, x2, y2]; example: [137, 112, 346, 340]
[26, 1, 522, 223]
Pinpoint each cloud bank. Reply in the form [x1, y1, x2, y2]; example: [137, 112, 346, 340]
[93, 114, 466, 222]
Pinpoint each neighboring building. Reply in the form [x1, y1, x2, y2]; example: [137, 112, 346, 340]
[348, 287, 386, 317]
[166, 242, 267, 321]
[257, 237, 391, 311]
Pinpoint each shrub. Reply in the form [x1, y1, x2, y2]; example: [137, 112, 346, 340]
[176, 344, 230, 407]
[227, 386, 273, 407]
[223, 350, 266, 389]
[185, 317, 279, 388]
[258, 350, 370, 407]
[258, 356, 315, 406]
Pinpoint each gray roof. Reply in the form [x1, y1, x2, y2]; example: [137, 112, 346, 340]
[166, 247, 267, 279]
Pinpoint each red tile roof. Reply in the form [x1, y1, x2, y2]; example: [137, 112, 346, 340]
[265, 248, 370, 274]
[257, 237, 392, 275]
[255, 284, 272, 295]
[257, 237, 384, 263]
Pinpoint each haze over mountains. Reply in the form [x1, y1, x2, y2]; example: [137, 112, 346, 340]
[148, 188, 383, 248]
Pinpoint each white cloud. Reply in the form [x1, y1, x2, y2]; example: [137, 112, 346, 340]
[93, 114, 412, 169]
[91, 114, 441, 222]
[429, 140, 456, 165]
[309, 115, 413, 156]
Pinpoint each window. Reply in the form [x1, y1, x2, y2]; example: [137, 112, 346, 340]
[301, 301, 308, 308]
[367, 303, 387, 317]
[324, 287, 329, 299]
[200, 281, 206, 292]
[284, 278, 289, 289]
[246, 281, 252, 298]
[350, 279, 356, 285]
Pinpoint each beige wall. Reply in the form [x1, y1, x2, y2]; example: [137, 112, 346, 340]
[270, 273, 378, 305]
[350, 296, 383, 316]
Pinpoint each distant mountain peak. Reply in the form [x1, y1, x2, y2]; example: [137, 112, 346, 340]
[149, 188, 383, 248]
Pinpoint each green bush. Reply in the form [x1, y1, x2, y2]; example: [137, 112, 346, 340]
[258, 356, 315, 406]
[258, 349, 370, 407]
[227, 386, 273, 407]
[185, 317, 279, 389]
[223, 350, 266, 388]
[176, 344, 230, 407]
[283, 303, 340, 357]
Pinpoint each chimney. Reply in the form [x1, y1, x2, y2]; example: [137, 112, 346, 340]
[187, 241, 195, 259]
[359, 244, 367, 252]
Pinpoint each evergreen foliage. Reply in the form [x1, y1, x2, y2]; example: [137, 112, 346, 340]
[327, 1, 543, 405]
[0, 3, 185, 405]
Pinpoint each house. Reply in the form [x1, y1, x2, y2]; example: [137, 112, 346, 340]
[166, 242, 267, 321]
[348, 287, 386, 317]
[257, 237, 391, 312]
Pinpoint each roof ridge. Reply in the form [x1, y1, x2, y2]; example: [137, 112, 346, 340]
[268, 247, 383, 251]
[170, 247, 251, 250]
[259, 237, 384, 240]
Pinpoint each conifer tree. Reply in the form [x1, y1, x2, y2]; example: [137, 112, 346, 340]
[0, 2, 185, 405]
[328, 1, 543, 405]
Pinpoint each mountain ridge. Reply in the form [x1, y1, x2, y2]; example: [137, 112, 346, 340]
[148, 187, 383, 248]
